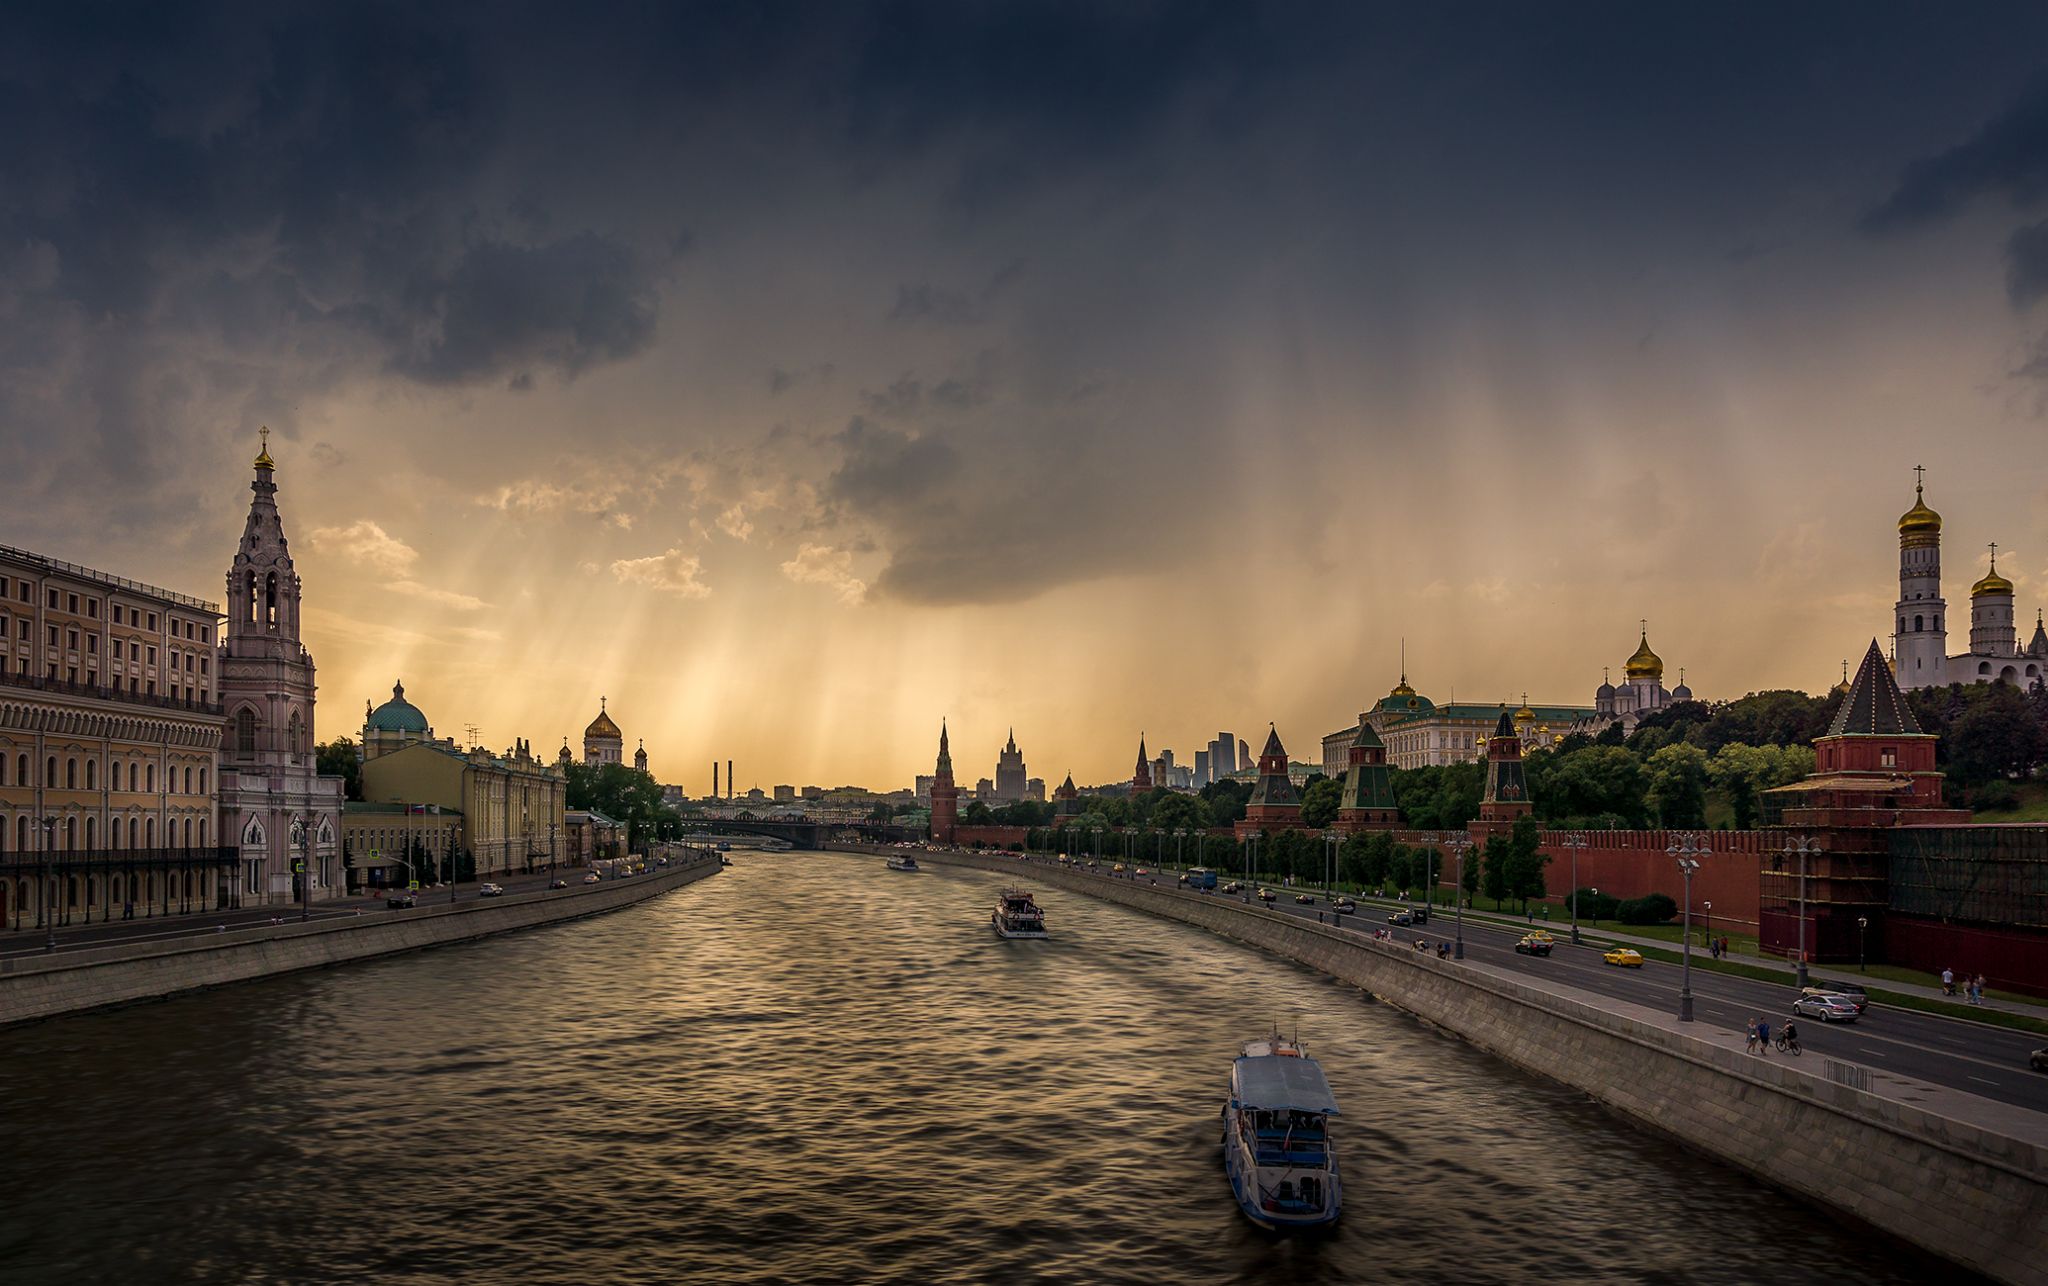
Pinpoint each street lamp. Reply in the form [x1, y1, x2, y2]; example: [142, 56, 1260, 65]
[1443, 833, 1472, 960]
[1323, 830, 1341, 896]
[41, 815, 57, 953]
[294, 814, 312, 923]
[1667, 831, 1710, 1022]
[1561, 831, 1587, 945]
[1702, 901, 1713, 954]
[1783, 834, 1823, 989]
[1857, 916, 1869, 972]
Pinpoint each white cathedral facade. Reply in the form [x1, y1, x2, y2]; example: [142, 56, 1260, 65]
[1893, 475, 2048, 693]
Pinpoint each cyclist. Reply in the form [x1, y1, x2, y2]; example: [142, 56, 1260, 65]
[1777, 1020, 1800, 1054]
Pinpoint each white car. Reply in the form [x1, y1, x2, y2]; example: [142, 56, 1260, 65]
[478, 883, 505, 897]
[1791, 993, 1861, 1023]
[583, 873, 601, 884]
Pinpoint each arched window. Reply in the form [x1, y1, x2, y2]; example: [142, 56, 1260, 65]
[146, 763, 155, 791]
[0, 755, 7, 787]
[85, 816, 95, 850]
[199, 767, 207, 794]
[184, 767, 193, 795]
[1934, 616, 1941, 632]
[235, 709, 257, 756]
[183, 818, 194, 847]
[14, 755, 24, 786]
[265, 573, 279, 630]
[15, 816, 26, 851]
[1913, 615, 1923, 633]
[145, 817, 156, 847]
[65, 758, 76, 789]
[199, 818, 208, 846]
[45, 756, 55, 787]
[1980, 661, 1992, 675]
[63, 817, 76, 850]
[86, 759, 96, 789]
[129, 818, 138, 848]
[1897, 617, 1905, 636]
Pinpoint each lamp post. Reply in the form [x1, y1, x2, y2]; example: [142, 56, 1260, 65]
[1323, 830, 1340, 896]
[1667, 831, 1709, 1022]
[1562, 831, 1587, 945]
[1702, 901, 1713, 953]
[1443, 833, 1472, 959]
[1857, 916, 1869, 972]
[41, 815, 57, 953]
[296, 814, 312, 923]
[1783, 834, 1823, 989]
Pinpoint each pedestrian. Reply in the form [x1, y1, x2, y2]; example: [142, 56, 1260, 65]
[1722, 936, 1730, 958]
[1941, 967, 1954, 996]
[1978, 973, 1988, 1005]
[1757, 1016, 1772, 1054]
[1745, 1018, 1760, 1054]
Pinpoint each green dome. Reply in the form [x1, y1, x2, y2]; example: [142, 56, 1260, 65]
[367, 681, 430, 733]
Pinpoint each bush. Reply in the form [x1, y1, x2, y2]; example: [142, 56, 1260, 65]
[1616, 892, 1678, 925]
[1567, 888, 1620, 921]
[1972, 781, 2020, 813]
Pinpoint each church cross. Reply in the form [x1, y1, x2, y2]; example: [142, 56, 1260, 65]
[1988, 542, 1999, 571]
[1913, 463, 1925, 490]
[259, 426, 270, 453]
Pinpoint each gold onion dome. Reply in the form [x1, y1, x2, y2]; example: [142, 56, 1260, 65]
[1623, 631, 1663, 681]
[1514, 695, 1536, 722]
[1897, 485, 1941, 536]
[1972, 563, 2015, 597]
[1390, 675, 1415, 698]
[584, 697, 623, 739]
[253, 425, 275, 471]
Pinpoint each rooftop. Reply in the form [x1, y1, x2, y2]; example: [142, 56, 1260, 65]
[0, 542, 222, 616]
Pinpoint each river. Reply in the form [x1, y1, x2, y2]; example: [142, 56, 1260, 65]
[0, 853, 1957, 1284]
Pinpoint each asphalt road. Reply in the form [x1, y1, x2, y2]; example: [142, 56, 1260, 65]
[0, 865, 619, 961]
[992, 852, 2048, 1114]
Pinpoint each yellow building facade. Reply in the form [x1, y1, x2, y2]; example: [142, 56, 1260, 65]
[359, 740, 566, 877]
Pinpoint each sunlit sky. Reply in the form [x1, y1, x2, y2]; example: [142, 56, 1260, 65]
[5, 5, 2048, 791]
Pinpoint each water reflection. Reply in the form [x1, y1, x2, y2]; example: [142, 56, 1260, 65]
[0, 855, 1958, 1284]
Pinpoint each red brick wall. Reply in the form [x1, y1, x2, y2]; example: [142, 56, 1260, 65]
[1417, 828, 1768, 932]
[948, 825, 1031, 848]
[1885, 915, 2048, 998]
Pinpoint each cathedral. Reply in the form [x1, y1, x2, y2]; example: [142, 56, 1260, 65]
[1585, 625, 1692, 735]
[1893, 473, 2047, 692]
[217, 433, 344, 905]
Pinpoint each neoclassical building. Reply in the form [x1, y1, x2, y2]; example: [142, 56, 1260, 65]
[0, 546, 230, 926]
[1892, 474, 2047, 692]
[216, 435, 344, 906]
[995, 729, 1027, 802]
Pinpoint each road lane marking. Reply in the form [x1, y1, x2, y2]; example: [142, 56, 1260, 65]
[1968, 1076, 1999, 1087]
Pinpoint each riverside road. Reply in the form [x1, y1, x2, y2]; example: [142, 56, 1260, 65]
[994, 851, 2048, 1115]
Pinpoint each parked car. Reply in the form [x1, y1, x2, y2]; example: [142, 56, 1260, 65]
[1602, 947, 1645, 968]
[385, 892, 417, 908]
[582, 873, 601, 884]
[548, 878, 570, 890]
[1515, 933, 1554, 957]
[1334, 898, 1356, 914]
[1803, 984, 1868, 1015]
[1388, 910, 1414, 927]
[1792, 993, 1862, 1023]
[1296, 893, 1317, 905]
[478, 883, 505, 898]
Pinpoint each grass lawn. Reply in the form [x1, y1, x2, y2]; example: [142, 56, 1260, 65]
[1975, 782, 2048, 822]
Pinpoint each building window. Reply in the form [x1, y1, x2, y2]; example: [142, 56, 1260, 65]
[85, 759, 96, 789]
[66, 594, 76, 613]
[47, 589, 57, 609]
[184, 767, 194, 794]
[86, 635, 96, 655]
[16, 754, 26, 786]
[65, 758, 75, 789]
[146, 764, 154, 791]
[147, 613, 156, 630]
[235, 709, 257, 756]
[199, 767, 207, 793]
[87, 600, 97, 618]
[1913, 615, 1923, 633]
[112, 606, 121, 624]
[1881, 748, 1897, 768]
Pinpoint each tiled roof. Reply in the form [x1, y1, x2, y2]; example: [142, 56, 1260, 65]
[1827, 639, 1922, 737]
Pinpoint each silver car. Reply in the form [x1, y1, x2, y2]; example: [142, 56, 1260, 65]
[1792, 993, 1861, 1023]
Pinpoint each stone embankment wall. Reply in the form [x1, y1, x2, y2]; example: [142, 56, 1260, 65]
[866, 846, 2046, 1286]
[0, 855, 722, 1028]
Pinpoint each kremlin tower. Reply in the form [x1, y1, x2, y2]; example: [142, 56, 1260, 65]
[1237, 726, 1302, 837]
[928, 721, 959, 844]
[1131, 735, 1153, 797]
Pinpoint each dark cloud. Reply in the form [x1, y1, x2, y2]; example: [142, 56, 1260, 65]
[888, 284, 980, 326]
[826, 417, 960, 511]
[1864, 76, 2048, 233]
[2006, 218, 2048, 308]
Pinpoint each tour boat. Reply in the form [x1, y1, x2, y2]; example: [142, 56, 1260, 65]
[1221, 1033, 1342, 1230]
[886, 854, 920, 872]
[991, 888, 1049, 939]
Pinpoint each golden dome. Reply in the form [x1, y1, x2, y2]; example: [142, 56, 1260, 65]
[254, 426, 275, 472]
[1390, 675, 1415, 698]
[584, 697, 623, 740]
[1897, 484, 1940, 537]
[1972, 565, 2015, 597]
[1514, 695, 1536, 723]
[1623, 630, 1663, 681]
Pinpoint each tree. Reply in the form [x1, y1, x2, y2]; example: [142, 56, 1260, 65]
[1946, 686, 2046, 787]
[1461, 844, 1481, 899]
[963, 800, 994, 826]
[1707, 743, 1810, 829]
[1644, 743, 1710, 828]
[1300, 777, 1342, 829]
[1199, 778, 1250, 827]
[1481, 834, 1511, 904]
[315, 738, 364, 802]
[1503, 815, 1549, 910]
[1549, 746, 1647, 826]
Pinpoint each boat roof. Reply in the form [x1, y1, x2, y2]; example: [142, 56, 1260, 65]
[1233, 1054, 1340, 1114]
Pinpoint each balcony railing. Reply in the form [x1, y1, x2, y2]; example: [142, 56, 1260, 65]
[0, 667, 223, 716]
[0, 846, 239, 871]
[0, 543, 222, 615]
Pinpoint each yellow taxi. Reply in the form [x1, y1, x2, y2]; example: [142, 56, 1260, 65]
[1112, 863, 1127, 874]
[1601, 946, 1645, 968]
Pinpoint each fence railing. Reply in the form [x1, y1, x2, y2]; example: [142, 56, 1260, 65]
[0, 667, 223, 716]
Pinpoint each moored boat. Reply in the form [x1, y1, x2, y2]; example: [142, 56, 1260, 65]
[991, 888, 1049, 938]
[886, 854, 920, 872]
[1221, 1033, 1341, 1229]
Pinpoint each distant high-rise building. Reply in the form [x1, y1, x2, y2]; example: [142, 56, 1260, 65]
[1207, 732, 1238, 779]
[995, 728, 1028, 801]
[1194, 748, 1211, 786]
[915, 774, 934, 804]
[774, 784, 795, 803]
[976, 776, 996, 799]
[1025, 776, 1046, 802]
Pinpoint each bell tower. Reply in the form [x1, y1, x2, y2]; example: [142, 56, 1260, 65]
[217, 430, 342, 906]
[1894, 467, 1946, 689]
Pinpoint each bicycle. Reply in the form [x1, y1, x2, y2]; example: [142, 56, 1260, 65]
[1774, 1030, 1802, 1056]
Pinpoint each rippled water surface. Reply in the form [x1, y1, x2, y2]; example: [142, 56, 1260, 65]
[1, 856, 1954, 1284]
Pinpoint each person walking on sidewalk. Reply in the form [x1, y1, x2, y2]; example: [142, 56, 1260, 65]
[1941, 967, 1954, 996]
[1746, 1018, 1760, 1054]
[1757, 1017, 1772, 1054]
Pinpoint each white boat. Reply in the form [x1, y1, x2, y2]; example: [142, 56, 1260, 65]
[1222, 1033, 1342, 1229]
[991, 888, 1049, 938]
[886, 854, 920, 872]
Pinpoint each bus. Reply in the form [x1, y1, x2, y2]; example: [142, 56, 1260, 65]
[1186, 867, 1218, 890]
